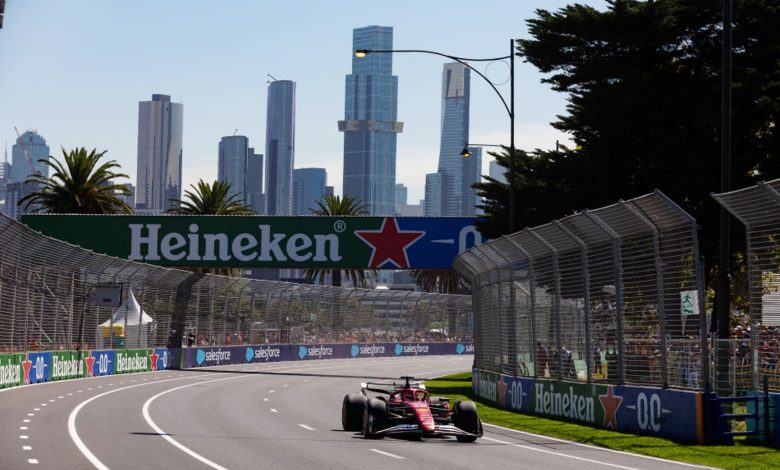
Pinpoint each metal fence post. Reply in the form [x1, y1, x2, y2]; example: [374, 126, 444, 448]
[554, 221, 592, 382]
[506, 236, 536, 378]
[584, 211, 625, 385]
[486, 241, 520, 375]
[622, 201, 669, 388]
[527, 229, 562, 380]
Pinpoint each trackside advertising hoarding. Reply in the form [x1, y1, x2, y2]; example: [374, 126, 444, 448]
[182, 342, 474, 368]
[21, 215, 483, 269]
[472, 368, 705, 443]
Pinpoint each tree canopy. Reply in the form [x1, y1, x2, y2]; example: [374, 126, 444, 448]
[476, 0, 780, 270]
[305, 194, 372, 287]
[19, 147, 133, 214]
[167, 179, 255, 215]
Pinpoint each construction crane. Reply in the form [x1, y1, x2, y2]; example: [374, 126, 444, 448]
[14, 127, 36, 176]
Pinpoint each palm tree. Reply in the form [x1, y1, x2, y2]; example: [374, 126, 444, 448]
[18, 147, 132, 214]
[304, 194, 371, 287]
[167, 180, 254, 277]
[412, 269, 467, 294]
[167, 179, 255, 215]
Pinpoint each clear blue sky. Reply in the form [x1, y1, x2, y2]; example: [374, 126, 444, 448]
[0, 0, 606, 204]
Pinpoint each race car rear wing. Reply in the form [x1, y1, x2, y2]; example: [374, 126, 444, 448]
[361, 377, 427, 395]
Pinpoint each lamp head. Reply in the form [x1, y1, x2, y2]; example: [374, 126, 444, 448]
[461, 144, 472, 158]
[354, 49, 371, 58]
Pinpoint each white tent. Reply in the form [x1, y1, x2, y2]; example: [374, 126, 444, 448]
[97, 290, 155, 348]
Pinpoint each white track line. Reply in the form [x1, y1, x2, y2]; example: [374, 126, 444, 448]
[141, 376, 248, 470]
[482, 436, 641, 470]
[482, 423, 716, 469]
[68, 374, 212, 470]
[298, 424, 314, 431]
[369, 448, 405, 459]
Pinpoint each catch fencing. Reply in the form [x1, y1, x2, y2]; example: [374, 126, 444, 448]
[713, 178, 780, 392]
[0, 214, 472, 353]
[453, 191, 708, 390]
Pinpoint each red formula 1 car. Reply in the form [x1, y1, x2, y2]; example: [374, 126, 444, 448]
[341, 376, 482, 442]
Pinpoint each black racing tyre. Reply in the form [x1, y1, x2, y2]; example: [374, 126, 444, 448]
[362, 397, 388, 439]
[453, 400, 480, 442]
[342, 394, 367, 431]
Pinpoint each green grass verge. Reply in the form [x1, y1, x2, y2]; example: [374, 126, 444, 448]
[425, 373, 780, 470]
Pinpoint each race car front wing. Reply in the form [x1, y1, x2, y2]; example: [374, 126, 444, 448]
[374, 423, 482, 438]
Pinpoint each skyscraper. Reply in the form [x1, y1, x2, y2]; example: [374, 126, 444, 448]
[395, 183, 407, 214]
[435, 62, 480, 216]
[292, 167, 327, 215]
[339, 25, 403, 215]
[489, 159, 507, 184]
[10, 130, 49, 183]
[218, 135, 249, 200]
[135, 94, 183, 212]
[265, 80, 296, 215]
[246, 148, 264, 214]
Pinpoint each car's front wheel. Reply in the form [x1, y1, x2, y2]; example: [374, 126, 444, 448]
[453, 400, 480, 443]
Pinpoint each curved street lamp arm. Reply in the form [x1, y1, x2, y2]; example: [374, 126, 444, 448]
[357, 48, 512, 118]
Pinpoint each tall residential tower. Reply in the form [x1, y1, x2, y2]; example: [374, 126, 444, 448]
[426, 63, 481, 216]
[339, 25, 403, 215]
[135, 94, 183, 212]
[265, 80, 296, 215]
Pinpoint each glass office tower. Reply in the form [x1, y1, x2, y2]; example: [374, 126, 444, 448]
[339, 25, 403, 215]
[10, 130, 49, 183]
[218, 135, 249, 200]
[265, 80, 296, 216]
[136, 94, 183, 212]
[436, 63, 479, 216]
[292, 167, 327, 215]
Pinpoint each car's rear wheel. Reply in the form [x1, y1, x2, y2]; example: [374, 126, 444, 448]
[362, 398, 387, 439]
[342, 394, 367, 431]
[453, 400, 480, 442]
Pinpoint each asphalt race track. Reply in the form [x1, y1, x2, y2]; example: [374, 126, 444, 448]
[0, 355, 713, 470]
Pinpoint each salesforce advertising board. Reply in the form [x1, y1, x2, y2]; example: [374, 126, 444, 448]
[183, 342, 474, 368]
[21, 215, 483, 269]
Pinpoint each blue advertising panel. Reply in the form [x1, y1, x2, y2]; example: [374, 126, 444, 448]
[615, 385, 700, 442]
[184, 346, 244, 368]
[153, 348, 174, 371]
[182, 342, 475, 367]
[244, 345, 290, 363]
[500, 375, 534, 413]
[25, 352, 52, 384]
[86, 350, 115, 377]
[295, 344, 344, 361]
[394, 218, 483, 269]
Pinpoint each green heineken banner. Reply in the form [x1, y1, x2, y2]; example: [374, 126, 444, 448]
[0, 353, 23, 388]
[50, 351, 87, 381]
[115, 349, 152, 374]
[21, 215, 483, 269]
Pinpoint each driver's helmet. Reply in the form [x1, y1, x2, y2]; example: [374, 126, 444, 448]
[415, 390, 426, 401]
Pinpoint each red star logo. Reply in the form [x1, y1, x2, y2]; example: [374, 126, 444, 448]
[497, 378, 507, 407]
[599, 385, 623, 429]
[22, 354, 32, 384]
[84, 354, 96, 377]
[150, 351, 159, 371]
[355, 218, 425, 268]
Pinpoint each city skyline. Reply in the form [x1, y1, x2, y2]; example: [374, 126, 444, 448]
[0, 1, 608, 204]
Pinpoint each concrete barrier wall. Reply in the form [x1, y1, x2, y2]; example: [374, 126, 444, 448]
[0, 343, 474, 390]
[472, 368, 705, 443]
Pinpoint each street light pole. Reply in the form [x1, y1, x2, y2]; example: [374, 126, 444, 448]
[356, 40, 517, 234]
